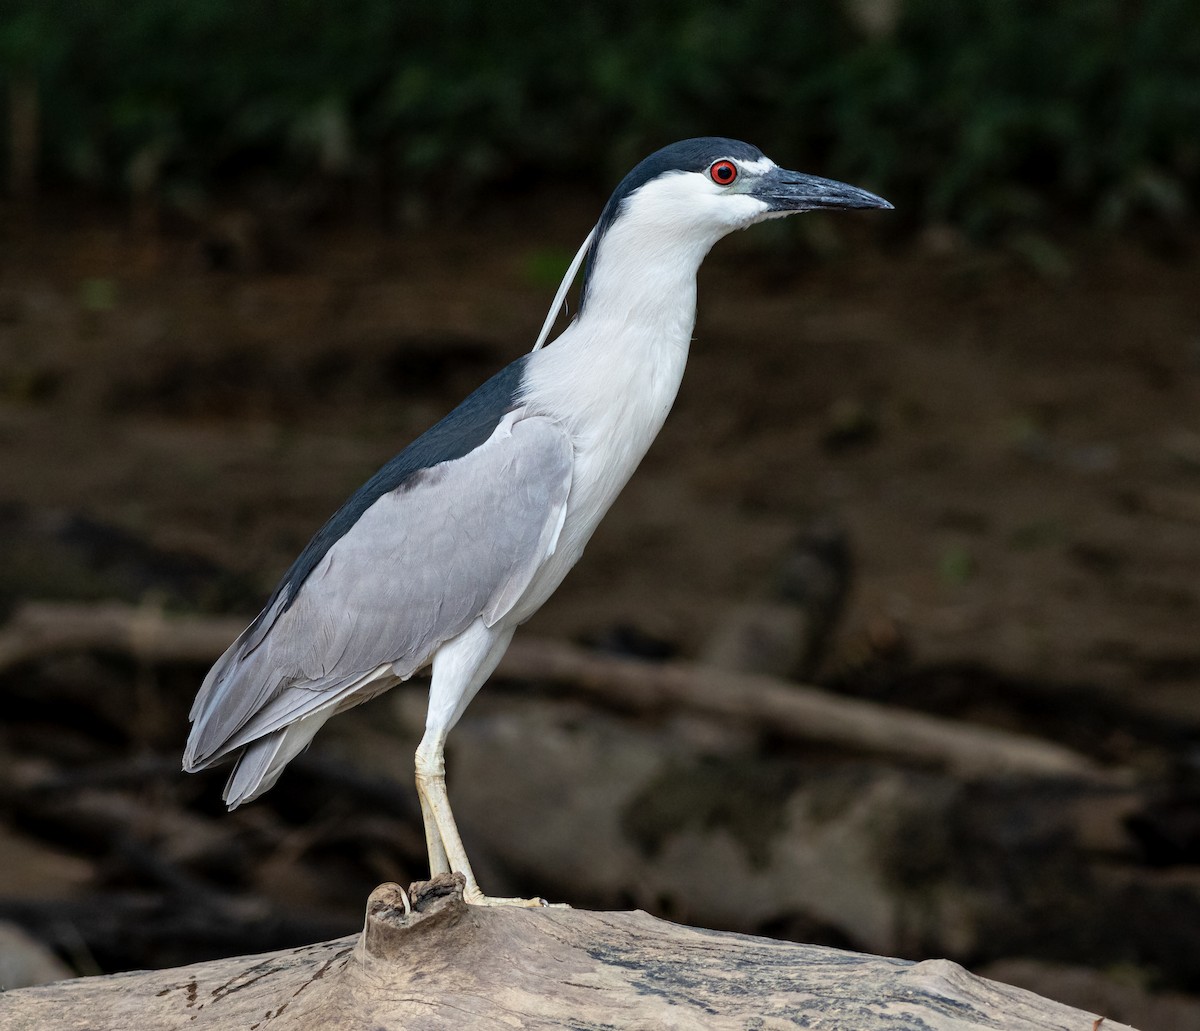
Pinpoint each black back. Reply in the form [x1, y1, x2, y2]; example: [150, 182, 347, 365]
[579, 137, 765, 310]
[271, 355, 529, 612]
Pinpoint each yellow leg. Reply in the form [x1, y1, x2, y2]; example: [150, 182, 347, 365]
[416, 620, 568, 907]
[416, 770, 450, 876]
[414, 739, 565, 908]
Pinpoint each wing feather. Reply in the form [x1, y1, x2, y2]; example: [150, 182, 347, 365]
[185, 412, 572, 770]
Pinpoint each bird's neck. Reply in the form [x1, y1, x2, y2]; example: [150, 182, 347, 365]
[578, 213, 724, 342]
[520, 218, 726, 497]
[550, 219, 720, 411]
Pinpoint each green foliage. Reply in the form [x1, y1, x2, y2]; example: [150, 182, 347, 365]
[2, 0, 1198, 235]
[78, 276, 117, 312]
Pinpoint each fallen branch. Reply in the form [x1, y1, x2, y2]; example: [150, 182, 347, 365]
[0, 875, 1136, 1031]
[499, 635, 1110, 780]
[0, 601, 244, 670]
[0, 601, 1112, 781]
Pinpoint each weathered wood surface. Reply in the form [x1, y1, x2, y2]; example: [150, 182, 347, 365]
[0, 875, 1135, 1031]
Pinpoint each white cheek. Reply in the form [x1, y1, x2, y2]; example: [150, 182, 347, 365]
[718, 193, 772, 227]
[612, 172, 772, 242]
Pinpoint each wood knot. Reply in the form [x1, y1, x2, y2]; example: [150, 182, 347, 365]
[360, 874, 468, 960]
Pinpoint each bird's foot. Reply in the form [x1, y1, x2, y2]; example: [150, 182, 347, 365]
[462, 886, 571, 908]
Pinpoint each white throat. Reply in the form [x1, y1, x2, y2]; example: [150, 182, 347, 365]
[522, 185, 725, 450]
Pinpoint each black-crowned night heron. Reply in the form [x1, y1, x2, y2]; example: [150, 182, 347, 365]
[184, 138, 890, 906]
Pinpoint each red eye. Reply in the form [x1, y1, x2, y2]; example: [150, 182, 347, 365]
[709, 160, 738, 185]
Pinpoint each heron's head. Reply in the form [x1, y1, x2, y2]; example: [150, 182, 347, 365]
[579, 137, 890, 308]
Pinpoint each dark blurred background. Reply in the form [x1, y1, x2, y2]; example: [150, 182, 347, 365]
[2, 1, 1200, 1025]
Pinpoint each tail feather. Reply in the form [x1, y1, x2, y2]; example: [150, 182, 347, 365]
[222, 712, 331, 808]
[186, 593, 290, 757]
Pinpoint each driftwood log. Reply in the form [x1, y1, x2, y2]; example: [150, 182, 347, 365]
[0, 875, 1133, 1031]
[0, 601, 1114, 781]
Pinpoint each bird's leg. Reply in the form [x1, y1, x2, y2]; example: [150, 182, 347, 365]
[414, 736, 475, 890]
[417, 621, 567, 907]
[414, 730, 564, 908]
[414, 748, 450, 876]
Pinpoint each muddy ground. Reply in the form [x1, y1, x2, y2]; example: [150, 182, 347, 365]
[1, 197, 1199, 1024]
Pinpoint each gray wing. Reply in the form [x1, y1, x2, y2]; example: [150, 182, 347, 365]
[185, 412, 572, 769]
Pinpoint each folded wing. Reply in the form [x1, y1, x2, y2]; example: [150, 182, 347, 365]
[184, 412, 573, 776]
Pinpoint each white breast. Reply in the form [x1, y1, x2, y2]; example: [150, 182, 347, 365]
[504, 315, 688, 623]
